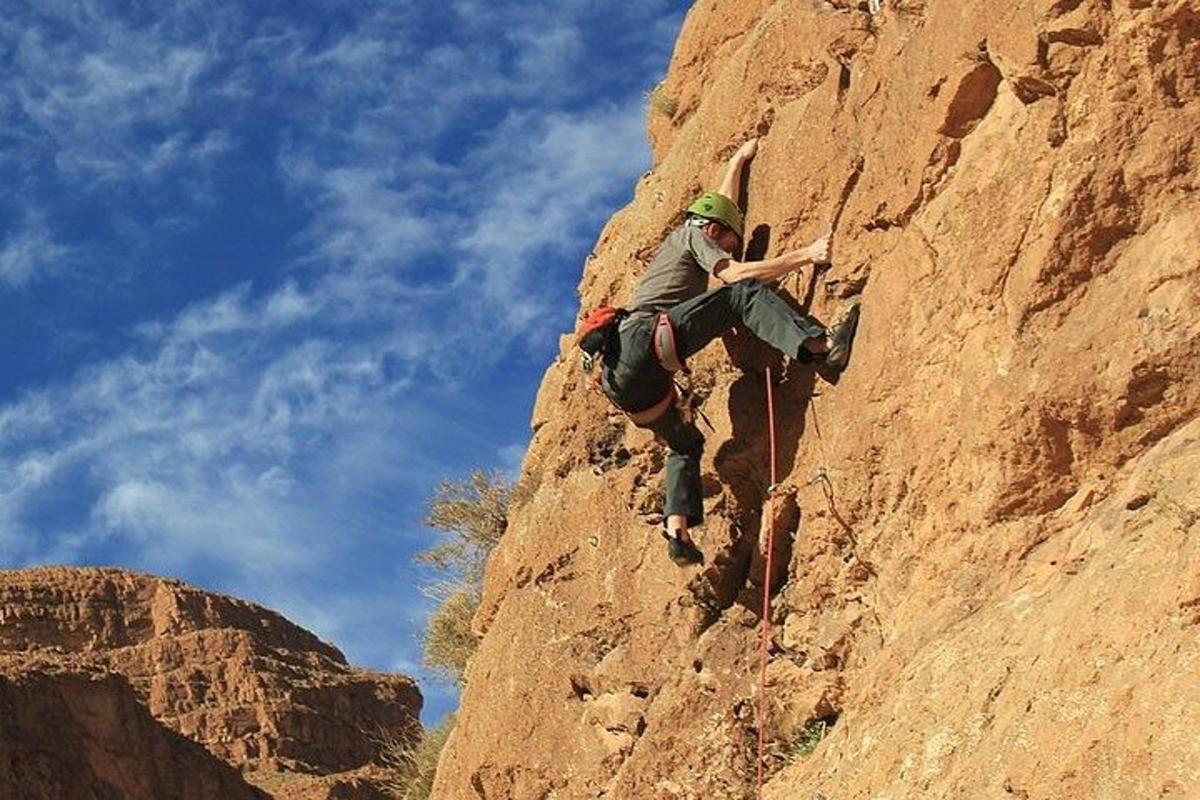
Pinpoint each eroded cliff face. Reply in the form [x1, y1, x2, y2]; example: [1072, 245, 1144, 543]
[0, 656, 270, 800]
[0, 567, 421, 800]
[434, 1, 1199, 798]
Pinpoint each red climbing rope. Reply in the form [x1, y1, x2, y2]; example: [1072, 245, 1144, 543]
[756, 366, 779, 798]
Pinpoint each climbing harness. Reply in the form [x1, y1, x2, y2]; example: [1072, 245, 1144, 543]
[624, 384, 678, 426]
[652, 313, 688, 373]
[578, 307, 696, 429]
[756, 366, 779, 798]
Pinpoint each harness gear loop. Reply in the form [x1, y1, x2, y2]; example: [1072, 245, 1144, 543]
[652, 313, 688, 373]
[756, 365, 779, 798]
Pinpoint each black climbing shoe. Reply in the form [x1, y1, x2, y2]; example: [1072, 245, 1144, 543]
[825, 302, 861, 369]
[662, 529, 704, 566]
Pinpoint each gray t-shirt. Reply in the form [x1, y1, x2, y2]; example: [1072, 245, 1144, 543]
[629, 224, 732, 312]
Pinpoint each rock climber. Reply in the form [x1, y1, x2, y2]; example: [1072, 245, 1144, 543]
[578, 137, 860, 566]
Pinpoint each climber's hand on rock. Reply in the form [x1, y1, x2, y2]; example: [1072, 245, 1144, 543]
[806, 231, 831, 265]
[735, 138, 759, 162]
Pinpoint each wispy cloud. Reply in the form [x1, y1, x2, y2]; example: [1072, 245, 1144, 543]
[0, 211, 70, 287]
[1, 284, 467, 575]
[0, 0, 686, 700]
[278, 98, 649, 373]
[455, 104, 649, 326]
[3, 7, 228, 184]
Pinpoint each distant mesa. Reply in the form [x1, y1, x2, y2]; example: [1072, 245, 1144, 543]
[0, 566, 421, 800]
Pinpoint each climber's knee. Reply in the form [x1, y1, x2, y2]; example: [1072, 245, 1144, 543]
[674, 426, 705, 459]
[662, 420, 704, 461]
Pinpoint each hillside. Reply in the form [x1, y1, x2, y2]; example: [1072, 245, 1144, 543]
[0, 567, 420, 800]
[432, 1, 1200, 798]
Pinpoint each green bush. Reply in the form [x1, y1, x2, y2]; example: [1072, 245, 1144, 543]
[787, 719, 829, 761]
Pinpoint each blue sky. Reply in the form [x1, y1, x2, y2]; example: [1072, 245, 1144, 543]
[0, 0, 685, 723]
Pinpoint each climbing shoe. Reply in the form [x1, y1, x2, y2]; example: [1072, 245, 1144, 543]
[825, 302, 861, 369]
[662, 528, 704, 566]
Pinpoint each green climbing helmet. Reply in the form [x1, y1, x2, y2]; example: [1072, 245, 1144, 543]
[686, 192, 745, 240]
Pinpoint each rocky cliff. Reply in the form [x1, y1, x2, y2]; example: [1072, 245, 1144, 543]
[433, 1, 1200, 798]
[0, 567, 421, 800]
[0, 655, 270, 800]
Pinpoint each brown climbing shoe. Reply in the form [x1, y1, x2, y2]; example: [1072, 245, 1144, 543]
[825, 302, 861, 369]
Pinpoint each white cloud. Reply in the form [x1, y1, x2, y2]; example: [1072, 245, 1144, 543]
[90, 476, 314, 575]
[454, 102, 648, 324]
[0, 0, 686, 681]
[276, 96, 649, 373]
[511, 24, 585, 93]
[2, 4, 230, 184]
[0, 212, 70, 286]
[497, 443, 527, 476]
[289, 162, 446, 272]
[0, 273, 490, 581]
[256, 466, 296, 497]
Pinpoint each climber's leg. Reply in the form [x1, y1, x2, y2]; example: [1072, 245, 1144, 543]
[668, 279, 826, 361]
[647, 404, 705, 529]
[645, 405, 706, 565]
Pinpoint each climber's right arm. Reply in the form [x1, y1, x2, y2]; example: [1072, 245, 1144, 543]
[714, 232, 830, 283]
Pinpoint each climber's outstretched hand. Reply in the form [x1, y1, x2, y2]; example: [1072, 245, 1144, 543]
[806, 228, 832, 266]
[735, 137, 759, 162]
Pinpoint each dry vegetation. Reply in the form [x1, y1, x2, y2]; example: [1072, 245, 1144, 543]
[418, 470, 511, 682]
[379, 715, 457, 800]
[382, 470, 511, 798]
[645, 83, 678, 118]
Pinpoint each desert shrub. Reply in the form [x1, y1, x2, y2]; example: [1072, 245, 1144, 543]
[645, 84, 679, 118]
[418, 470, 512, 584]
[421, 585, 481, 684]
[389, 472, 510, 795]
[416, 469, 511, 687]
[379, 714, 456, 800]
[786, 719, 830, 761]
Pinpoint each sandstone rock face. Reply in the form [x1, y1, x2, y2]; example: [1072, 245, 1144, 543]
[434, 1, 1199, 798]
[0, 567, 421, 799]
[0, 656, 269, 800]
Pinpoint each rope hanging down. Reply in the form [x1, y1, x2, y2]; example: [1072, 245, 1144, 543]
[755, 366, 779, 798]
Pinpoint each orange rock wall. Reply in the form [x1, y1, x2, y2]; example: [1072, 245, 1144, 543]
[434, 1, 1199, 798]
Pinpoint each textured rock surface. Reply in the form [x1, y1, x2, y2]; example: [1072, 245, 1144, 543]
[0, 567, 421, 799]
[0, 656, 269, 800]
[434, 1, 1199, 798]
